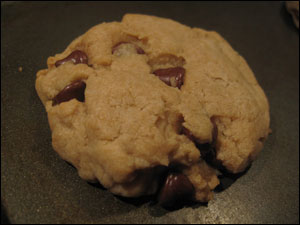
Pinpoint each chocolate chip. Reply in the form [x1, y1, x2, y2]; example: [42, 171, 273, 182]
[158, 172, 195, 208]
[112, 42, 145, 55]
[55, 50, 88, 67]
[153, 67, 185, 89]
[52, 80, 86, 106]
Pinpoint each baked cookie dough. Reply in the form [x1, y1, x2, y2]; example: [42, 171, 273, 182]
[36, 14, 270, 206]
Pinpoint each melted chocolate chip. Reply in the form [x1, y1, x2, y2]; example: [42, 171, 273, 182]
[52, 80, 86, 106]
[153, 67, 185, 89]
[158, 172, 195, 208]
[55, 50, 88, 67]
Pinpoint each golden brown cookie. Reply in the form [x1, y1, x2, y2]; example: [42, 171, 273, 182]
[36, 14, 270, 205]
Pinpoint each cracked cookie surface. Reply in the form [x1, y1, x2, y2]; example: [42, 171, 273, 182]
[36, 14, 270, 204]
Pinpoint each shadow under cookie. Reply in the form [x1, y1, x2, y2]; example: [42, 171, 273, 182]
[115, 195, 155, 207]
[214, 164, 252, 193]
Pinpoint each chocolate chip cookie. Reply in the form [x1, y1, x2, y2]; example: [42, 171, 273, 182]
[35, 14, 270, 207]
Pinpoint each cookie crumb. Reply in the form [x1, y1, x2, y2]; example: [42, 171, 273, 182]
[18, 66, 23, 72]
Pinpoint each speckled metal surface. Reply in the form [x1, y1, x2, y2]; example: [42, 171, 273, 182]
[1, 1, 299, 224]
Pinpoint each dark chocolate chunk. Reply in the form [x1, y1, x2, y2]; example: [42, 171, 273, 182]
[158, 172, 195, 208]
[52, 80, 86, 106]
[153, 67, 185, 89]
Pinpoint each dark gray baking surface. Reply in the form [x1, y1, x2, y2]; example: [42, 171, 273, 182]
[1, 1, 299, 224]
